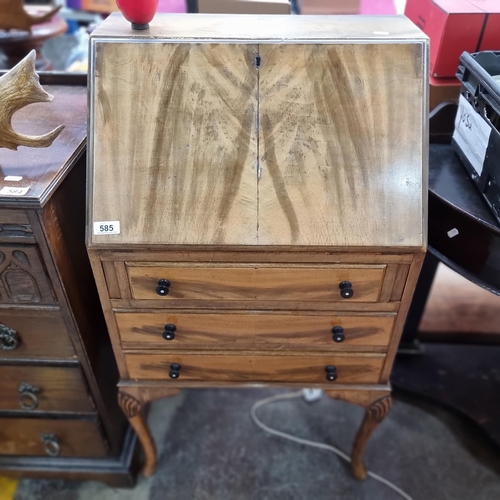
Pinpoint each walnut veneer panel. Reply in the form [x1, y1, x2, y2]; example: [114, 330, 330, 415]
[91, 42, 258, 246]
[0, 366, 94, 414]
[0, 309, 76, 360]
[258, 43, 425, 247]
[125, 352, 385, 383]
[89, 15, 427, 249]
[117, 311, 395, 351]
[0, 418, 107, 458]
[127, 264, 385, 302]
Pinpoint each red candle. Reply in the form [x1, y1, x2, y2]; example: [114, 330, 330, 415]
[116, 0, 158, 30]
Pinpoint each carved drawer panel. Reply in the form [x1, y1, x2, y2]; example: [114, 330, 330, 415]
[0, 245, 55, 305]
[0, 418, 107, 458]
[116, 311, 395, 352]
[0, 366, 94, 414]
[0, 210, 34, 244]
[0, 309, 76, 360]
[126, 263, 386, 304]
[124, 352, 385, 384]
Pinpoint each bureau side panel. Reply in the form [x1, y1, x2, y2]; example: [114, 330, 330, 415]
[90, 41, 259, 247]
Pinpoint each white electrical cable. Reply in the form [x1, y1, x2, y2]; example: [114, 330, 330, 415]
[250, 390, 413, 500]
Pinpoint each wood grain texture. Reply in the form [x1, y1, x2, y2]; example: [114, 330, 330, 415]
[118, 391, 156, 477]
[101, 251, 414, 264]
[102, 261, 120, 299]
[112, 298, 401, 312]
[0, 244, 55, 304]
[37, 158, 128, 455]
[0, 309, 76, 360]
[124, 352, 385, 383]
[116, 311, 395, 351]
[380, 252, 425, 382]
[0, 418, 107, 458]
[0, 365, 94, 414]
[0, 85, 86, 209]
[0, 210, 34, 243]
[390, 264, 410, 302]
[325, 389, 390, 408]
[127, 263, 385, 302]
[91, 13, 428, 42]
[91, 41, 258, 246]
[258, 43, 425, 247]
[351, 395, 392, 480]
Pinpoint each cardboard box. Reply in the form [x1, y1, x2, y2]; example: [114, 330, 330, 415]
[405, 0, 500, 78]
[299, 0, 360, 15]
[198, 0, 290, 14]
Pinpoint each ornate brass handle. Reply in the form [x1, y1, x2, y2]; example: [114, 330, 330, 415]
[0, 324, 19, 350]
[40, 433, 60, 457]
[18, 382, 40, 410]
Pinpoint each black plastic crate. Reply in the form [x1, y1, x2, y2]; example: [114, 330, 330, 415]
[453, 51, 500, 224]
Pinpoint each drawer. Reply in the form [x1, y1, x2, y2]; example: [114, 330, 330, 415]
[125, 352, 385, 384]
[0, 245, 55, 304]
[126, 263, 386, 303]
[117, 311, 395, 351]
[0, 309, 76, 360]
[0, 417, 108, 458]
[0, 365, 94, 414]
[0, 210, 34, 243]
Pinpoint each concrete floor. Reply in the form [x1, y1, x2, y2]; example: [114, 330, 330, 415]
[13, 389, 500, 500]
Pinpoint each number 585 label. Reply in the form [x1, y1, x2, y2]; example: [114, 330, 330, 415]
[93, 221, 120, 235]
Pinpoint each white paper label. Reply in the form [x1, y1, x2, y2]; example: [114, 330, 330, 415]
[93, 221, 120, 235]
[453, 95, 491, 176]
[0, 186, 29, 196]
[4, 176, 23, 182]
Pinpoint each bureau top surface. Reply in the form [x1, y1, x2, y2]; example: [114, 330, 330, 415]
[89, 15, 428, 249]
[91, 13, 427, 42]
[0, 85, 86, 208]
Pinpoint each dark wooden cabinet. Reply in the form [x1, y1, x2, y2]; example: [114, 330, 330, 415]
[0, 76, 137, 485]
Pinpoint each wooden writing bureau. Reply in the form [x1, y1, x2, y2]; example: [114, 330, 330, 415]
[88, 14, 428, 480]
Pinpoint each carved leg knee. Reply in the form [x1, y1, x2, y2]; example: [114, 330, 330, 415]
[118, 391, 157, 477]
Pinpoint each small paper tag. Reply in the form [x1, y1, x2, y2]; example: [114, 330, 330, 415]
[453, 95, 491, 176]
[0, 186, 29, 196]
[93, 221, 120, 235]
[4, 176, 23, 182]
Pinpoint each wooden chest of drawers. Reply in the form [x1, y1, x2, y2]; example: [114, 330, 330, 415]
[0, 77, 136, 485]
[88, 14, 428, 480]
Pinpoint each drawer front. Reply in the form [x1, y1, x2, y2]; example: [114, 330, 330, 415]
[0, 366, 94, 414]
[0, 309, 76, 360]
[0, 245, 55, 304]
[0, 418, 108, 458]
[127, 264, 386, 303]
[0, 210, 34, 243]
[125, 353, 384, 384]
[117, 312, 395, 351]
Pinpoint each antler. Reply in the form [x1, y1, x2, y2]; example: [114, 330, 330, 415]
[0, 0, 61, 32]
[0, 50, 64, 151]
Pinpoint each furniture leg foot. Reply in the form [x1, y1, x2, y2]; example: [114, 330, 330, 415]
[351, 395, 392, 480]
[118, 391, 156, 477]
